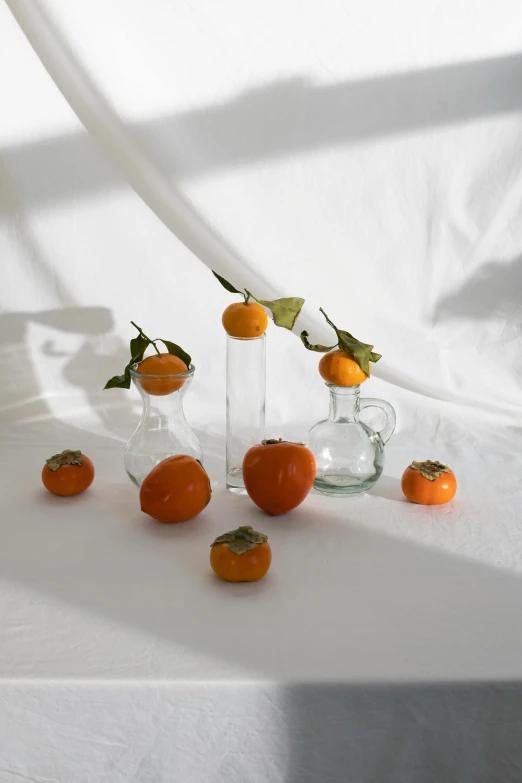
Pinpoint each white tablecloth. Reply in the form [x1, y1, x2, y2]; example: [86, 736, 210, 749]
[2, 0, 522, 779]
[2, 414, 522, 781]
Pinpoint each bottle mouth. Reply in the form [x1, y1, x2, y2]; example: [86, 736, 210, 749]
[226, 335, 266, 341]
[129, 362, 196, 380]
[326, 382, 360, 392]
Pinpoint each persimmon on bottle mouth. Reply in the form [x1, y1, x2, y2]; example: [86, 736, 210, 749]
[300, 307, 381, 380]
[104, 321, 192, 392]
[212, 270, 305, 334]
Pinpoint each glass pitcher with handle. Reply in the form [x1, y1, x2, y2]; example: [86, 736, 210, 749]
[306, 383, 396, 496]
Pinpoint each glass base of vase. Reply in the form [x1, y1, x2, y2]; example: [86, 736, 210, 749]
[313, 472, 381, 497]
[126, 470, 141, 489]
[226, 467, 247, 494]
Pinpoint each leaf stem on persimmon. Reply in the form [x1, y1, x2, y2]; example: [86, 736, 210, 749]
[131, 321, 161, 354]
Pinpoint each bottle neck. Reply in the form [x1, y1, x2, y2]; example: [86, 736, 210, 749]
[136, 384, 188, 426]
[328, 384, 360, 422]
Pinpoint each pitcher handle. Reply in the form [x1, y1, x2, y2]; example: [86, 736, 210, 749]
[359, 398, 396, 444]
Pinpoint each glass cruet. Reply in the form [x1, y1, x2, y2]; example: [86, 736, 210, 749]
[306, 383, 396, 496]
[124, 362, 203, 487]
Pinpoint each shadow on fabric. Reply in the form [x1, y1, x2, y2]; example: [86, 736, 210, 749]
[282, 681, 522, 783]
[433, 255, 522, 324]
[0, 307, 116, 421]
[3, 53, 522, 207]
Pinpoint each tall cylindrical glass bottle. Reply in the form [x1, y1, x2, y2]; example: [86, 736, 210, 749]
[226, 335, 266, 493]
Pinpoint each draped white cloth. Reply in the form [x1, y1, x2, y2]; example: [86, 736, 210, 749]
[1, 0, 522, 780]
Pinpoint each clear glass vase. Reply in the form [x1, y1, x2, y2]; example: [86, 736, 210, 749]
[226, 335, 266, 493]
[306, 383, 396, 496]
[124, 362, 203, 487]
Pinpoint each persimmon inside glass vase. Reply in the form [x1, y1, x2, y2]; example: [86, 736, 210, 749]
[124, 362, 203, 487]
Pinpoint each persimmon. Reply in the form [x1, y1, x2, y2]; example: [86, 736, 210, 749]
[136, 353, 188, 395]
[140, 454, 211, 523]
[213, 271, 305, 334]
[104, 321, 191, 394]
[319, 348, 368, 387]
[243, 439, 316, 515]
[210, 526, 271, 582]
[42, 449, 94, 497]
[222, 301, 268, 338]
[301, 308, 381, 381]
[401, 460, 457, 505]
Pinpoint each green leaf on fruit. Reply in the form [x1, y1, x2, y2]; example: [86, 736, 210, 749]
[301, 309, 381, 376]
[129, 333, 149, 365]
[300, 331, 336, 353]
[104, 331, 150, 390]
[212, 270, 241, 294]
[104, 372, 131, 390]
[249, 294, 305, 331]
[319, 309, 381, 376]
[104, 322, 191, 390]
[159, 340, 191, 368]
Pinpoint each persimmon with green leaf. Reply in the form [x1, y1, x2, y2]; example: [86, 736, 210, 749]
[213, 271, 305, 337]
[104, 321, 191, 396]
[301, 308, 381, 386]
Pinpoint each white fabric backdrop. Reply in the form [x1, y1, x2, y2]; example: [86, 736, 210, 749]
[1, 1, 522, 780]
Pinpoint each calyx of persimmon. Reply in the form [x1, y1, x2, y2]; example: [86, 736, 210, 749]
[261, 438, 306, 446]
[46, 449, 83, 472]
[410, 460, 452, 481]
[104, 321, 191, 390]
[300, 308, 381, 377]
[211, 525, 268, 556]
[212, 271, 305, 331]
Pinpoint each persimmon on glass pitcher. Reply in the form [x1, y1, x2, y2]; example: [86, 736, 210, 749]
[302, 309, 395, 496]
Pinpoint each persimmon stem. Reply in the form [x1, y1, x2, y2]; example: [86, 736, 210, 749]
[131, 321, 161, 354]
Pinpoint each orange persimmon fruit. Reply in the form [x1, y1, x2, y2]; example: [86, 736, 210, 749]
[243, 439, 316, 516]
[42, 449, 95, 496]
[136, 353, 188, 396]
[222, 301, 268, 338]
[210, 526, 271, 582]
[319, 349, 368, 387]
[140, 454, 211, 523]
[401, 460, 457, 505]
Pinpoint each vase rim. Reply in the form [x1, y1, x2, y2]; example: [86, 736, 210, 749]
[129, 362, 196, 381]
[325, 382, 360, 391]
[226, 334, 266, 341]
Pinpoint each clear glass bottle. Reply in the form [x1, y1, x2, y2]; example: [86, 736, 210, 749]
[226, 335, 266, 493]
[306, 383, 396, 496]
[124, 363, 203, 487]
